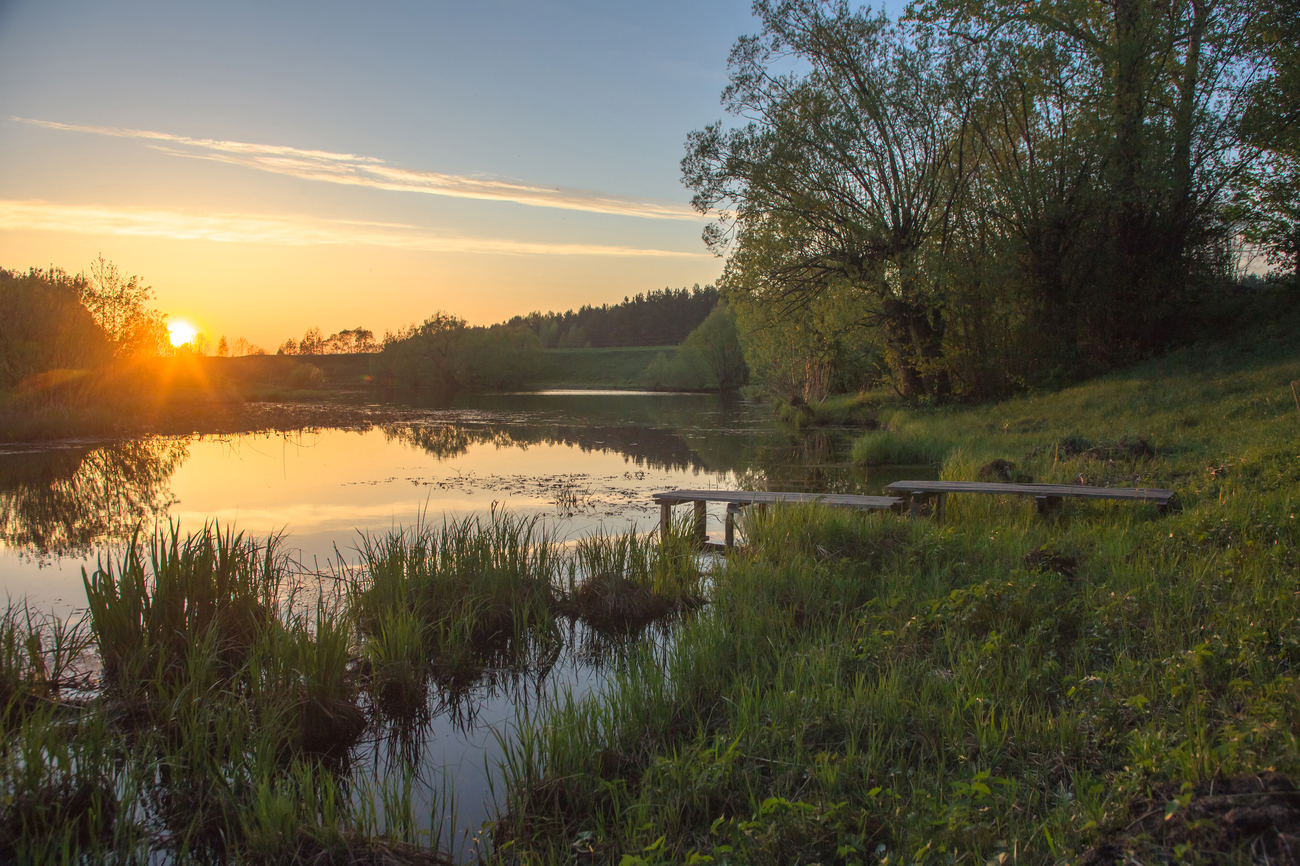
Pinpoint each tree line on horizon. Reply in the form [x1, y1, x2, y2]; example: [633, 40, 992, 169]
[0, 258, 732, 407]
[686, 0, 1299, 403]
[501, 285, 721, 348]
[267, 285, 719, 366]
[368, 286, 727, 397]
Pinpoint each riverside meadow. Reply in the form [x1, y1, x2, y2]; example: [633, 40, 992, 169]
[0, 317, 1298, 862]
[3, 0, 1298, 856]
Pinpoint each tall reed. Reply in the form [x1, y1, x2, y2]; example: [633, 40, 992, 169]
[352, 508, 563, 685]
[82, 522, 282, 692]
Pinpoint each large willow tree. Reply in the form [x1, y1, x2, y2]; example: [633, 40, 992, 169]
[684, 4, 979, 398]
[687, 0, 1278, 399]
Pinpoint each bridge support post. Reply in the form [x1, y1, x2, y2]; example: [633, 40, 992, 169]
[693, 501, 707, 547]
[725, 502, 742, 549]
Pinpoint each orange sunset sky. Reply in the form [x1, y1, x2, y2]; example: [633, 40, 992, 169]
[0, 1, 811, 347]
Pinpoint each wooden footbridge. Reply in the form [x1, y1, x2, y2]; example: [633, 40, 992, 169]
[654, 481, 1175, 549]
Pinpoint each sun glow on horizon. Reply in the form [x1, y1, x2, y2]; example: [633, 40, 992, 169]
[168, 319, 199, 347]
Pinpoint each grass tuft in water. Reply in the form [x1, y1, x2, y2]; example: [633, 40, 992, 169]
[352, 507, 563, 688]
[82, 521, 281, 692]
[0, 601, 90, 727]
[850, 427, 949, 465]
[562, 519, 706, 634]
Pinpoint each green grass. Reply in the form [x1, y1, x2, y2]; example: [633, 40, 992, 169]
[850, 428, 950, 465]
[524, 346, 672, 390]
[491, 328, 1300, 864]
[350, 511, 710, 693]
[2, 520, 449, 863]
[777, 392, 880, 428]
[561, 521, 707, 636]
[8, 323, 1300, 862]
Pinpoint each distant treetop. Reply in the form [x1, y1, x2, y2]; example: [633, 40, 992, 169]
[503, 284, 720, 348]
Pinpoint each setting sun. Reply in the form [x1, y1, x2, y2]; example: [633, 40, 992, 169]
[167, 319, 198, 347]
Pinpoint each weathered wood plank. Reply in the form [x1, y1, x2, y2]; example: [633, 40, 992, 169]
[652, 490, 903, 509]
[653, 489, 905, 549]
[884, 480, 1175, 516]
[882, 480, 1174, 504]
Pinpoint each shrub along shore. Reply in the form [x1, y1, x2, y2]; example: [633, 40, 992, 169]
[2, 326, 1299, 862]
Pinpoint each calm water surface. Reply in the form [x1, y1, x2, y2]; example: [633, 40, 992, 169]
[0, 392, 929, 859]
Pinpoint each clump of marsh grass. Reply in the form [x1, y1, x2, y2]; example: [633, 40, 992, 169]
[364, 606, 428, 718]
[0, 702, 120, 860]
[561, 520, 706, 635]
[288, 601, 366, 756]
[850, 428, 948, 466]
[352, 508, 563, 689]
[2, 518, 464, 864]
[82, 522, 282, 693]
[0, 601, 90, 727]
[82, 521, 369, 756]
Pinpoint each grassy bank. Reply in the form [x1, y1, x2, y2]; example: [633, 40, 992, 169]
[777, 392, 880, 430]
[491, 328, 1300, 862]
[524, 347, 671, 390]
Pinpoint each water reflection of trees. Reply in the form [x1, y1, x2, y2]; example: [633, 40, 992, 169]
[0, 438, 187, 559]
[382, 392, 887, 493]
[383, 421, 709, 473]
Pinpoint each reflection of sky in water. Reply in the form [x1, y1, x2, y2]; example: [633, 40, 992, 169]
[349, 630, 637, 861]
[0, 429, 725, 615]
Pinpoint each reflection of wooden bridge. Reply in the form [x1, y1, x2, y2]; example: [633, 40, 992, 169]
[654, 480, 1176, 549]
[652, 490, 904, 549]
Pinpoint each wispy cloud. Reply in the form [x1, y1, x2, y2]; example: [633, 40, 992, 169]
[0, 200, 709, 257]
[13, 117, 701, 221]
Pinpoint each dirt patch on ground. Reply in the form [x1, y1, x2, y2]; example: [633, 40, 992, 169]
[1081, 773, 1300, 864]
[1023, 544, 1078, 579]
[1042, 436, 1156, 461]
[978, 459, 1033, 483]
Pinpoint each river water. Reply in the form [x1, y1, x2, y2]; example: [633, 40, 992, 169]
[0, 391, 928, 858]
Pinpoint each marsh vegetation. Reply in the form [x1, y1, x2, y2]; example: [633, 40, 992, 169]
[488, 325, 1300, 864]
[0, 510, 712, 862]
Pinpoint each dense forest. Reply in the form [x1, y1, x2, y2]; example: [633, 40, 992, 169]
[503, 285, 720, 348]
[686, 0, 1299, 403]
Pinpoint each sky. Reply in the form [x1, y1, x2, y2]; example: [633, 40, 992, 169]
[0, 0, 802, 348]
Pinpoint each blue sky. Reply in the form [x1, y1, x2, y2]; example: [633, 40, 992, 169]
[0, 0, 894, 346]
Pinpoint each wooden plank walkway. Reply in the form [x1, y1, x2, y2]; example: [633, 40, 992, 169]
[653, 489, 904, 548]
[883, 480, 1176, 519]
